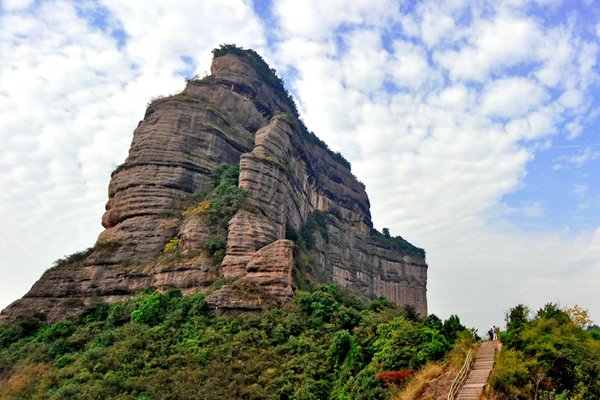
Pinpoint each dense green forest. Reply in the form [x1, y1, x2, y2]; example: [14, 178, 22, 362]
[0, 285, 469, 400]
[3, 287, 599, 399]
[488, 304, 600, 399]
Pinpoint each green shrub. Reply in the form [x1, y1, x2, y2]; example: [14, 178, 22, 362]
[94, 239, 122, 251]
[328, 329, 363, 370]
[441, 314, 469, 343]
[349, 365, 386, 399]
[204, 235, 226, 264]
[416, 328, 451, 363]
[53, 353, 75, 368]
[40, 321, 74, 342]
[489, 349, 533, 399]
[0, 288, 459, 400]
[0, 314, 45, 348]
[370, 228, 425, 258]
[300, 211, 328, 250]
[130, 291, 168, 326]
[205, 164, 246, 232]
[372, 317, 421, 370]
[52, 247, 94, 268]
[162, 237, 180, 254]
[179, 163, 245, 265]
[490, 303, 600, 399]
[106, 302, 128, 326]
[79, 303, 111, 324]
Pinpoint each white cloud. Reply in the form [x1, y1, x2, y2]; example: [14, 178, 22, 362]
[499, 200, 546, 219]
[0, 0, 266, 309]
[481, 77, 549, 119]
[103, 0, 266, 72]
[428, 226, 600, 331]
[271, 0, 600, 329]
[531, 0, 553, 4]
[564, 120, 584, 140]
[273, 0, 399, 39]
[504, 105, 559, 142]
[398, 14, 420, 38]
[418, 3, 458, 47]
[1, 0, 35, 12]
[577, 41, 598, 78]
[534, 27, 574, 87]
[558, 89, 584, 110]
[1, 0, 599, 332]
[388, 40, 434, 89]
[563, 147, 600, 167]
[340, 29, 389, 93]
[435, 12, 542, 82]
[428, 85, 474, 112]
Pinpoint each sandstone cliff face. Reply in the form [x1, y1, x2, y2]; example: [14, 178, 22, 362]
[1, 47, 427, 323]
[221, 113, 427, 314]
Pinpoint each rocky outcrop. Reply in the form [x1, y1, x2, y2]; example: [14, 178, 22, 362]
[1, 256, 216, 323]
[204, 239, 295, 312]
[1, 46, 427, 323]
[217, 112, 427, 314]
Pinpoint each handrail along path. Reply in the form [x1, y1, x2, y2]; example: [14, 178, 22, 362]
[449, 340, 500, 400]
[447, 348, 473, 400]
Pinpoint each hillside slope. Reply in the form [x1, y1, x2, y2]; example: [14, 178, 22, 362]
[0, 286, 460, 399]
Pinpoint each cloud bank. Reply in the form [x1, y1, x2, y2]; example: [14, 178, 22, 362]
[1, 0, 599, 331]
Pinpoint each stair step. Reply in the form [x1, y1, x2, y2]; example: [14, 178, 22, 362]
[453, 341, 499, 400]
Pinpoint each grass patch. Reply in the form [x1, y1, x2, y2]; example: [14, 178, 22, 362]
[393, 362, 444, 400]
[51, 240, 122, 269]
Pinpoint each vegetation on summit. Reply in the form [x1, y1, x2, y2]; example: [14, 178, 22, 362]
[370, 227, 426, 258]
[210, 44, 353, 172]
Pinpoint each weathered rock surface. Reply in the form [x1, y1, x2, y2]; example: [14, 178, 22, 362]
[1, 257, 216, 323]
[216, 113, 427, 314]
[245, 239, 295, 300]
[1, 47, 427, 323]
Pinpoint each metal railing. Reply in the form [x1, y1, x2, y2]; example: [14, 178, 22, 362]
[447, 348, 473, 400]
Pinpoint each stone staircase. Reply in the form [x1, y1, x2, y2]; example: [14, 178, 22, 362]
[455, 340, 499, 400]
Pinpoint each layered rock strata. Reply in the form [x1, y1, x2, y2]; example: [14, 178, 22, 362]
[1, 48, 427, 323]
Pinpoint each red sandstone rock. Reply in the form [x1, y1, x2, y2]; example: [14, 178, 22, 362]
[1, 48, 427, 323]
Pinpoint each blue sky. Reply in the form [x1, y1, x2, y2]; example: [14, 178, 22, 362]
[1, 0, 599, 332]
[501, 142, 600, 231]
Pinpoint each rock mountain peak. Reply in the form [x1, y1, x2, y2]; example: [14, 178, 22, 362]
[1, 45, 427, 323]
